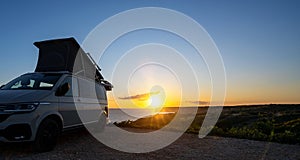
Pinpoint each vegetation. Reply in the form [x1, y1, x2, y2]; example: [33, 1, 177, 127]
[114, 104, 300, 145]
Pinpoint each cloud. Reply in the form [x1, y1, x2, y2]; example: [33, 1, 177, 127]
[186, 100, 208, 105]
[119, 91, 160, 101]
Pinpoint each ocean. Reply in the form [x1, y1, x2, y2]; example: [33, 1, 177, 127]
[108, 108, 170, 123]
[108, 107, 204, 123]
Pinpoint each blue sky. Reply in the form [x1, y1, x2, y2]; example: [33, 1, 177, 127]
[0, 0, 299, 105]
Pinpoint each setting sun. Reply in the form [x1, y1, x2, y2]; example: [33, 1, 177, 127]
[148, 94, 165, 108]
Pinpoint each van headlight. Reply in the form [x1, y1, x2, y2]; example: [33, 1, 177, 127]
[4, 103, 39, 113]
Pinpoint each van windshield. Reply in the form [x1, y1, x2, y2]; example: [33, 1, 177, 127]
[1, 73, 62, 90]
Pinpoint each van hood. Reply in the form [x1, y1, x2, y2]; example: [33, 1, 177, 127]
[0, 90, 52, 104]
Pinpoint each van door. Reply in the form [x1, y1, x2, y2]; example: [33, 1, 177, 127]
[77, 78, 104, 124]
[58, 76, 81, 127]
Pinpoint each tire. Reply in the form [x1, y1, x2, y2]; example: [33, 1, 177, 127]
[33, 118, 60, 152]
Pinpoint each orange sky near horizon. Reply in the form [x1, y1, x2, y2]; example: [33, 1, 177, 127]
[107, 81, 300, 108]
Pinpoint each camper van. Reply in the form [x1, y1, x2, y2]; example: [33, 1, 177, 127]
[0, 38, 112, 152]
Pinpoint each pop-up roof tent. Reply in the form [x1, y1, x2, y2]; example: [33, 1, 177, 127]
[34, 37, 112, 91]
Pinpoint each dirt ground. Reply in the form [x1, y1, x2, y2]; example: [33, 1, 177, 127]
[0, 128, 299, 160]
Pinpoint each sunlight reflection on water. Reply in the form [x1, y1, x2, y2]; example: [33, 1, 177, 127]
[108, 107, 199, 123]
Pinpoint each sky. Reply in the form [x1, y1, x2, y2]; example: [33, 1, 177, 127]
[0, 0, 299, 107]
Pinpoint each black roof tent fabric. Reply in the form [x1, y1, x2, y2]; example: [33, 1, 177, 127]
[34, 37, 103, 81]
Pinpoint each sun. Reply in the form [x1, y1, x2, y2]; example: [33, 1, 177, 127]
[148, 94, 165, 108]
[146, 85, 166, 108]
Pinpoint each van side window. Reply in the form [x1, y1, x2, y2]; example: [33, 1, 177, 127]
[96, 83, 106, 100]
[61, 77, 79, 97]
[78, 78, 95, 99]
[78, 78, 106, 99]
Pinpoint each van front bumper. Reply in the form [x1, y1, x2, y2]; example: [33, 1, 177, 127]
[0, 113, 37, 142]
[0, 123, 32, 141]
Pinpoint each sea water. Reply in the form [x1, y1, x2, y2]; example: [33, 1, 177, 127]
[108, 107, 200, 123]
[108, 108, 164, 123]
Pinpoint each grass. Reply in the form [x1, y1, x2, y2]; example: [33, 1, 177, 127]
[114, 104, 300, 145]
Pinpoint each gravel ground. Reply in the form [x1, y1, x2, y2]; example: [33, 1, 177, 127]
[0, 128, 299, 160]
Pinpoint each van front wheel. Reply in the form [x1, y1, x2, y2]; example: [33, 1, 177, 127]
[33, 119, 60, 152]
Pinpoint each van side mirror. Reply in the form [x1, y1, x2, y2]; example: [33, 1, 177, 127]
[55, 83, 70, 96]
[101, 80, 113, 91]
[0, 85, 5, 89]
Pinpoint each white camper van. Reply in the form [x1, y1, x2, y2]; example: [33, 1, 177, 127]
[0, 38, 112, 152]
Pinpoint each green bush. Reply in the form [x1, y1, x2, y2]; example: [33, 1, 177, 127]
[274, 130, 297, 144]
[226, 127, 268, 140]
[210, 126, 225, 136]
[253, 120, 273, 135]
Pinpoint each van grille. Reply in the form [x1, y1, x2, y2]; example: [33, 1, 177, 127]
[0, 105, 6, 112]
[0, 104, 10, 122]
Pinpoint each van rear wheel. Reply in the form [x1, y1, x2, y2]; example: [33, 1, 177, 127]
[33, 119, 60, 152]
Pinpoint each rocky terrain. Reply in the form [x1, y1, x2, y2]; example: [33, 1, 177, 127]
[0, 128, 299, 160]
